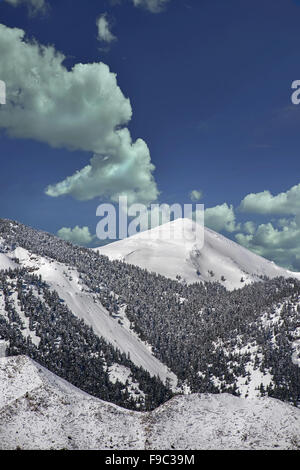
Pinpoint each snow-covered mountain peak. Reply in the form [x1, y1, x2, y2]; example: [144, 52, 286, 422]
[95, 218, 300, 290]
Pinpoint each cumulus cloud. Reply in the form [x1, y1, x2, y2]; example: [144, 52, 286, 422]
[97, 14, 117, 43]
[4, 0, 47, 15]
[189, 189, 203, 202]
[57, 226, 94, 246]
[204, 203, 240, 233]
[242, 221, 256, 235]
[132, 0, 170, 13]
[235, 218, 300, 271]
[235, 183, 300, 270]
[239, 183, 300, 216]
[0, 24, 158, 205]
[190, 183, 300, 271]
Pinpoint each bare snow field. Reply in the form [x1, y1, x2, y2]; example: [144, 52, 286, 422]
[0, 356, 300, 450]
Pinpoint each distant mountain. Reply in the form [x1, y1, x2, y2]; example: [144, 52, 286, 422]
[95, 218, 300, 290]
[1, 355, 300, 450]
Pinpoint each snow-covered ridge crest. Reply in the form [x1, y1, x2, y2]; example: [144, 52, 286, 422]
[1, 355, 300, 450]
[95, 218, 300, 290]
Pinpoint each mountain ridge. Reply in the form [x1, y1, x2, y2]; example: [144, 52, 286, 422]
[0, 218, 300, 411]
[1, 355, 300, 450]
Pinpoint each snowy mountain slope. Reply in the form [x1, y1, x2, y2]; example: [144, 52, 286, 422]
[1, 355, 300, 450]
[95, 218, 300, 290]
[0, 252, 18, 271]
[0, 356, 145, 450]
[0, 267, 175, 410]
[0, 240, 177, 388]
[0, 219, 299, 408]
[146, 393, 300, 450]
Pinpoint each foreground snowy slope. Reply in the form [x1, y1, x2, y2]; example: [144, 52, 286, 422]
[1, 356, 300, 450]
[0, 356, 144, 450]
[147, 393, 300, 450]
[95, 218, 300, 290]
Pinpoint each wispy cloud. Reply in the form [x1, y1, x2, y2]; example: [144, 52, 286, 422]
[3, 0, 48, 15]
[189, 189, 203, 202]
[132, 0, 170, 13]
[97, 13, 117, 43]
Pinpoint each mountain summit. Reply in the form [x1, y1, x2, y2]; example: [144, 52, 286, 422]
[95, 218, 300, 290]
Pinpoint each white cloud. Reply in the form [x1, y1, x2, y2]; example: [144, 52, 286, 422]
[0, 24, 158, 205]
[242, 221, 256, 235]
[97, 14, 117, 43]
[4, 0, 47, 15]
[189, 183, 300, 271]
[201, 195, 300, 270]
[239, 183, 300, 216]
[204, 203, 240, 233]
[235, 183, 300, 270]
[189, 189, 203, 202]
[132, 0, 170, 13]
[235, 218, 300, 271]
[57, 226, 94, 245]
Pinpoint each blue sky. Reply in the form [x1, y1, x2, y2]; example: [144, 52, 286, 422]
[0, 0, 300, 269]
